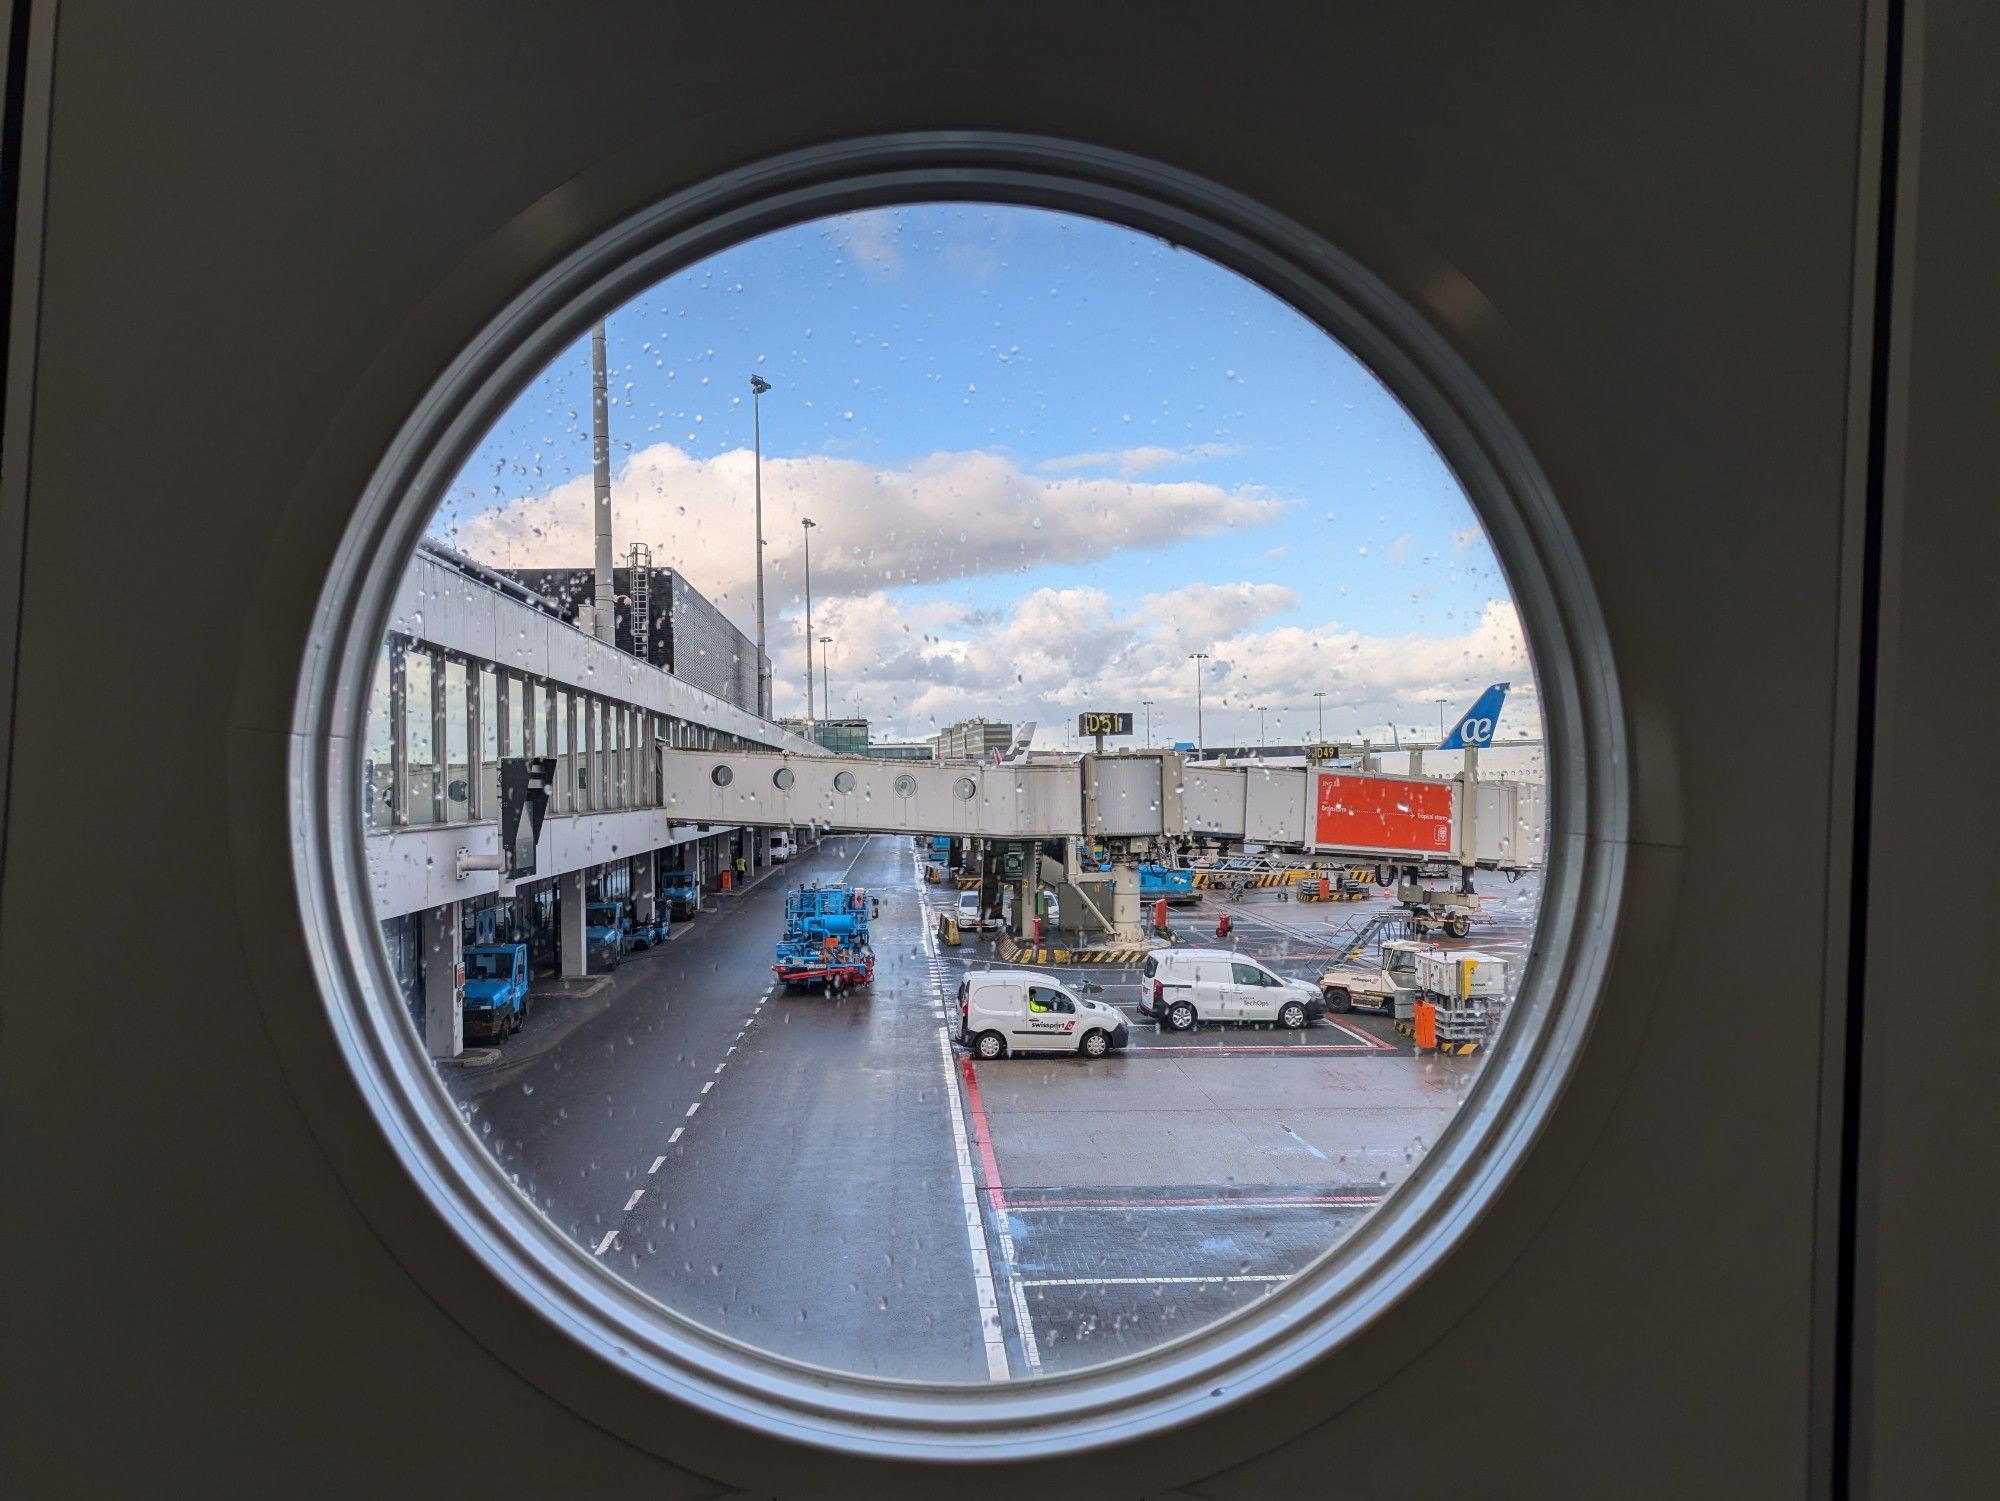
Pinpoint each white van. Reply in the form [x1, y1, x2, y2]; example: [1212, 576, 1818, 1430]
[1139, 947, 1325, 1030]
[769, 829, 794, 863]
[958, 971, 1129, 1059]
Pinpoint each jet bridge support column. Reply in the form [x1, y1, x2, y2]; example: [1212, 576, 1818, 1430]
[1109, 861, 1144, 944]
[559, 868, 588, 979]
[422, 901, 463, 1059]
[633, 855, 657, 927]
[1458, 744, 1480, 892]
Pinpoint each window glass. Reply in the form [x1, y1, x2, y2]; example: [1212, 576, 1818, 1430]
[403, 646, 435, 824]
[364, 637, 395, 829]
[443, 656, 470, 823]
[363, 202, 1547, 1390]
[553, 689, 572, 812]
[479, 664, 499, 817]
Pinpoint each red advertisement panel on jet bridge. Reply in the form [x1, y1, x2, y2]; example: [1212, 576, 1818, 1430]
[1312, 773, 1455, 855]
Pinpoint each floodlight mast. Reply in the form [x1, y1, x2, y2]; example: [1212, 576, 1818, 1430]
[751, 373, 773, 716]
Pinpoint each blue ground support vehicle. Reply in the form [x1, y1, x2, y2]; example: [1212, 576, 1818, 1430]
[659, 870, 700, 920]
[1084, 850, 1200, 906]
[1140, 862, 1199, 905]
[462, 943, 530, 1040]
[773, 884, 875, 991]
[584, 902, 628, 969]
[624, 906, 670, 951]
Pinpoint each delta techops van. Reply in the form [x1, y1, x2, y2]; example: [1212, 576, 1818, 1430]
[1140, 948, 1326, 1030]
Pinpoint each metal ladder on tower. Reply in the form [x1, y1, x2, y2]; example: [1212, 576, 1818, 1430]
[627, 543, 652, 663]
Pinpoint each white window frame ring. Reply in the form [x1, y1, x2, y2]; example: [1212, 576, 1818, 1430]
[249, 133, 1647, 1489]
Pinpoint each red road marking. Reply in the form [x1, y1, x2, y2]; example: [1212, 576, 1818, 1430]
[1125, 1042, 1384, 1056]
[1006, 1194, 1385, 1210]
[1323, 1017, 1397, 1051]
[959, 1055, 1008, 1214]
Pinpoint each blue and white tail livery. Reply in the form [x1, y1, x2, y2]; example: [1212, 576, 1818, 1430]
[1437, 682, 1510, 750]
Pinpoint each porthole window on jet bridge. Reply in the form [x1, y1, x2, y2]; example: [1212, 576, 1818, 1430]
[342, 176, 1576, 1436]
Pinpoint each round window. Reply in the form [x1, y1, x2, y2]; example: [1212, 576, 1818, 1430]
[309, 137, 1617, 1466]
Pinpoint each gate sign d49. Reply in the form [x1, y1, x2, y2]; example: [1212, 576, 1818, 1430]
[1077, 711, 1133, 736]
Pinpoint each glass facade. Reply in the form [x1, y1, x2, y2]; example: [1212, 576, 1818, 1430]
[364, 627, 759, 832]
[479, 664, 499, 817]
[443, 656, 470, 824]
[365, 638, 396, 828]
[404, 645, 435, 821]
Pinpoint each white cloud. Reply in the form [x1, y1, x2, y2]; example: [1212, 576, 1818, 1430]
[441, 442, 1292, 634]
[1036, 441, 1243, 476]
[824, 210, 903, 279]
[784, 583, 1537, 746]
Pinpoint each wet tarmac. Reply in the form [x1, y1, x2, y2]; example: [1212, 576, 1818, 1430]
[446, 836, 1534, 1382]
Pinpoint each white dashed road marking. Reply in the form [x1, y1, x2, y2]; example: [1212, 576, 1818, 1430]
[624, 1189, 645, 1211]
[593, 1230, 618, 1256]
[685, 1102, 700, 1117]
[649, 1155, 666, 1174]
[1023, 1275, 1287, 1288]
[668, 1126, 683, 1144]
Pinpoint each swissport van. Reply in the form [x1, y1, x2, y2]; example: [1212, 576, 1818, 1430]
[957, 971, 1130, 1059]
[1140, 948, 1325, 1030]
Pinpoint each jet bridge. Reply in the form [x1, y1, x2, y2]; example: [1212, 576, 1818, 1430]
[660, 745, 1544, 939]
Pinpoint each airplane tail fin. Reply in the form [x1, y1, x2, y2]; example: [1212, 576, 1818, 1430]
[998, 721, 1037, 763]
[1437, 683, 1509, 750]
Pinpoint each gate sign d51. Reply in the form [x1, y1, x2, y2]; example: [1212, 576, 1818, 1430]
[1312, 772, 1454, 856]
[1077, 711, 1134, 736]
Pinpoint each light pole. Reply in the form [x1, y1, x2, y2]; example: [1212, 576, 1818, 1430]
[1314, 690, 1327, 747]
[1437, 698, 1450, 742]
[818, 635, 832, 720]
[750, 374, 772, 715]
[1255, 705, 1268, 749]
[589, 322, 615, 645]
[800, 517, 817, 721]
[1141, 699, 1155, 748]
[1188, 652, 1209, 753]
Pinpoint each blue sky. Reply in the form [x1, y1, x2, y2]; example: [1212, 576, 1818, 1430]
[435, 205, 1533, 749]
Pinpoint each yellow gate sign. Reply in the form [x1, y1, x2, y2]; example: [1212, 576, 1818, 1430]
[1077, 712, 1134, 737]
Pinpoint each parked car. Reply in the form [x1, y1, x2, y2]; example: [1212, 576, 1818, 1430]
[953, 888, 1004, 932]
[957, 971, 1128, 1059]
[1139, 947, 1324, 1030]
[462, 943, 530, 1039]
[770, 830, 795, 863]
